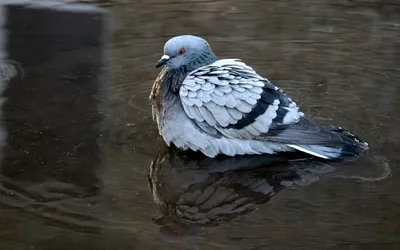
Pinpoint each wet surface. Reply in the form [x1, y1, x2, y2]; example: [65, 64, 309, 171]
[0, 0, 399, 249]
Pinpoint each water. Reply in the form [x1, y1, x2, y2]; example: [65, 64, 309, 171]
[0, 0, 399, 249]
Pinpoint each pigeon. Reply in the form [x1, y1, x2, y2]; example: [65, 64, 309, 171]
[149, 35, 368, 160]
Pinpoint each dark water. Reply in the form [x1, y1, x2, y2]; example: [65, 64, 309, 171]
[0, 0, 399, 249]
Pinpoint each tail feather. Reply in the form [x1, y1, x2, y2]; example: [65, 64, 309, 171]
[287, 126, 369, 161]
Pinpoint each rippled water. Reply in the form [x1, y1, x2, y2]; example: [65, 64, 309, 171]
[0, 0, 399, 249]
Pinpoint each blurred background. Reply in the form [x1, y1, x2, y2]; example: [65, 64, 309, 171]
[0, 0, 399, 249]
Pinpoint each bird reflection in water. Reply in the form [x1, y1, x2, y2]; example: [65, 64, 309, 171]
[148, 146, 339, 242]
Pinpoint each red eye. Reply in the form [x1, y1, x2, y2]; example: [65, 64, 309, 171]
[178, 48, 185, 55]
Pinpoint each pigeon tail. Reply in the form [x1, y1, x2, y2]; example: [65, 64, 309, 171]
[287, 126, 369, 161]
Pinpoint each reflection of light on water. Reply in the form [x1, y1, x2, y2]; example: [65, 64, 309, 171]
[0, 0, 110, 234]
[329, 155, 391, 182]
[0, 0, 109, 12]
[0, 60, 24, 81]
[0, 5, 8, 156]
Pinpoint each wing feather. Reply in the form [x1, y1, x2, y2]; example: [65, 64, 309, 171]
[189, 105, 204, 122]
[226, 107, 243, 120]
[179, 59, 303, 141]
[235, 101, 253, 113]
[198, 106, 217, 126]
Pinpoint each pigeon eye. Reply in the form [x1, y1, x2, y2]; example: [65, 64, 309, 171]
[178, 48, 185, 55]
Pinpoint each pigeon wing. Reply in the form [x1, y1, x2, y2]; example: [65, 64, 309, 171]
[179, 59, 308, 140]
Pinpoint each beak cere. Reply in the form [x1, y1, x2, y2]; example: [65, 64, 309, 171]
[155, 55, 170, 68]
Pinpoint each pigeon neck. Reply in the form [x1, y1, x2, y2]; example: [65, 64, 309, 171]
[154, 67, 187, 102]
[157, 52, 218, 100]
[185, 52, 218, 73]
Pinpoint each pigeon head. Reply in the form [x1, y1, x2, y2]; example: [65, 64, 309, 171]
[155, 35, 218, 71]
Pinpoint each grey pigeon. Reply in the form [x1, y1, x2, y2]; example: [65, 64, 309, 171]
[150, 35, 369, 160]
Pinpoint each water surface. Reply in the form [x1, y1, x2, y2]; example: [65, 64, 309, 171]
[0, 0, 399, 249]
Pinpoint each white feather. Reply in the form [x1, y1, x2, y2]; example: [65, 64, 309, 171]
[210, 93, 226, 106]
[194, 70, 208, 76]
[287, 145, 329, 159]
[181, 96, 194, 106]
[245, 124, 261, 136]
[182, 103, 195, 119]
[226, 107, 243, 120]
[180, 87, 189, 97]
[213, 88, 224, 96]
[249, 92, 261, 100]
[208, 70, 225, 75]
[195, 77, 205, 84]
[212, 105, 230, 127]
[227, 114, 237, 125]
[241, 84, 253, 89]
[188, 91, 197, 98]
[188, 105, 204, 122]
[245, 96, 257, 105]
[224, 93, 238, 108]
[201, 94, 211, 103]
[199, 106, 217, 126]
[219, 86, 232, 93]
[208, 76, 219, 84]
[217, 80, 229, 86]
[201, 82, 213, 91]
[235, 101, 252, 113]
[251, 80, 265, 87]
[186, 84, 201, 92]
[185, 79, 196, 87]
[231, 85, 245, 92]
[229, 79, 239, 84]
[231, 90, 249, 101]
[251, 119, 267, 133]
[191, 97, 202, 107]
[249, 86, 263, 94]
[197, 89, 204, 98]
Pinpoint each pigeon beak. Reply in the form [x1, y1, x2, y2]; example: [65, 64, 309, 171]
[155, 55, 170, 68]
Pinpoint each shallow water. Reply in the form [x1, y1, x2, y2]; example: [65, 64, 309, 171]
[0, 0, 399, 249]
